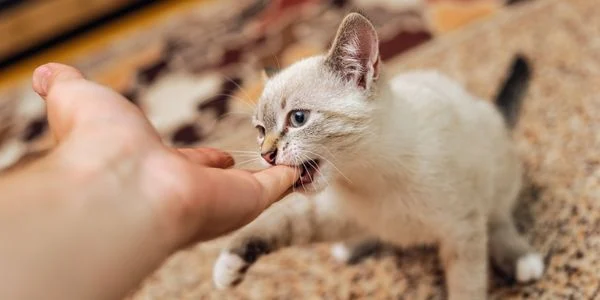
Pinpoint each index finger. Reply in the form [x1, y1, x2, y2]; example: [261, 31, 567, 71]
[253, 165, 300, 208]
[173, 165, 300, 244]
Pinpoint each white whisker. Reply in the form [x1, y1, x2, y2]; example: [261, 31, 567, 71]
[274, 55, 282, 70]
[298, 153, 320, 193]
[220, 111, 253, 118]
[213, 93, 255, 111]
[292, 152, 308, 192]
[223, 150, 259, 154]
[221, 75, 255, 110]
[302, 148, 353, 184]
[235, 158, 262, 168]
[304, 152, 333, 190]
[233, 156, 259, 159]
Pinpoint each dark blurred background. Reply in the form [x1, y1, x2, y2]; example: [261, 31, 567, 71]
[0, 0, 170, 80]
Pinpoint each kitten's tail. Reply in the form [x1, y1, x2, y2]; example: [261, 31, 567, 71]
[494, 55, 532, 129]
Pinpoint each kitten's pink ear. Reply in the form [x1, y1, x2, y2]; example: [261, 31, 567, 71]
[326, 13, 380, 90]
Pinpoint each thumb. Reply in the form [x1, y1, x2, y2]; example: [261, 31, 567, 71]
[32, 63, 84, 98]
[31, 63, 148, 141]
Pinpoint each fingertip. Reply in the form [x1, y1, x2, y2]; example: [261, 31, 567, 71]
[257, 165, 300, 182]
[32, 63, 85, 98]
[273, 165, 301, 181]
[253, 165, 300, 206]
[32, 65, 53, 97]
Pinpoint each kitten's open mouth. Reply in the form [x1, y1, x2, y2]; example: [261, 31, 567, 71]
[294, 159, 321, 188]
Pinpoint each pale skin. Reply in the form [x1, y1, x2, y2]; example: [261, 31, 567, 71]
[0, 63, 299, 300]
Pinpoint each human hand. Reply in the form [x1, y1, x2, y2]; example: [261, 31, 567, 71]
[33, 62, 299, 244]
[0, 63, 298, 300]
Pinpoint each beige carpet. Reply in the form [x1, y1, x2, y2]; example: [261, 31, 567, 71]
[128, 0, 600, 299]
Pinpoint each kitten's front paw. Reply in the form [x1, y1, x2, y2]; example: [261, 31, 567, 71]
[516, 253, 544, 282]
[213, 251, 248, 289]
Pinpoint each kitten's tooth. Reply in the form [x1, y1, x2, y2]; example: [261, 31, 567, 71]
[213, 251, 247, 289]
[516, 253, 544, 282]
[331, 243, 351, 263]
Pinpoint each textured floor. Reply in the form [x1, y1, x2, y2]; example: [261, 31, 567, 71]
[1, 0, 599, 298]
[131, 0, 600, 299]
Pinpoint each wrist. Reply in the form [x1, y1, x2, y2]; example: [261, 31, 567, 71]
[0, 147, 178, 299]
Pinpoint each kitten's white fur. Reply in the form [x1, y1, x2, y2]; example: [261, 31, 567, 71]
[330, 242, 352, 263]
[214, 13, 543, 299]
[516, 253, 544, 282]
[213, 252, 246, 290]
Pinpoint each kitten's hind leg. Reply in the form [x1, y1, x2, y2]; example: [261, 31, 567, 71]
[489, 217, 544, 283]
[213, 192, 363, 289]
[440, 223, 487, 300]
[439, 214, 488, 300]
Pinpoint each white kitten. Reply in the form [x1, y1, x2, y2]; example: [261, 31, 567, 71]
[213, 13, 543, 299]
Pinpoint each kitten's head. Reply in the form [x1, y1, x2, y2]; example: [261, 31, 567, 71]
[253, 13, 381, 193]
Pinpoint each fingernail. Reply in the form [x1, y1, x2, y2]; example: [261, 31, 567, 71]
[32, 65, 53, 97]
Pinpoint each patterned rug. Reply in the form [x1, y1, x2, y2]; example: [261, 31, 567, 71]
[4, 0, 600, 299]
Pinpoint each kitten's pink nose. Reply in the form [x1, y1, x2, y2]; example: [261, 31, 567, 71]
[261, 149, 277, 165]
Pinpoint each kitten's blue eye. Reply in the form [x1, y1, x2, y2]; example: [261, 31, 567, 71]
[289, 110, 309, 128]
